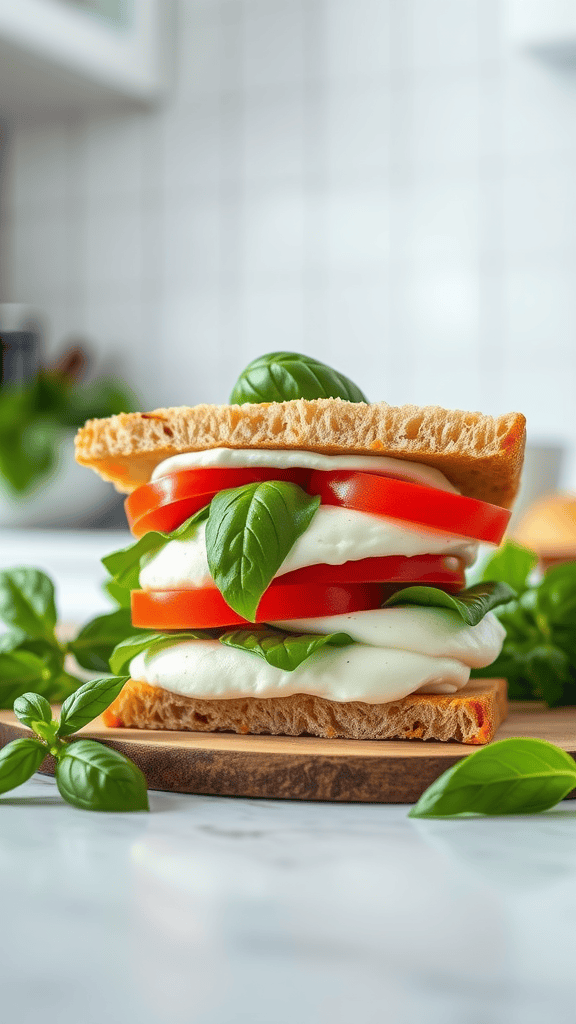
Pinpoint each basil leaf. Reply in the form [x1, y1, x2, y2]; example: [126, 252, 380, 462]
[219, 627, 355, 671]
[103, 579, 132, 609]
[102, 506, 209, 595]
[13, 692, 53, 730]
[230, 351, 368, 404]
[58, 675, 129, 737]
[536, 563, 576, 630]
[69, 608, 144, 672]
[0, 649, 56, 708]
[410, 737, 576, 818]
[50, 671, 84, 703]
[0, 738, 47, 795]
[0, 568, 57, 640]
[206, 481, 320, 621]
[383, 581, 516, 626]
[56, 739, 149, 812]
[110, 631, 211, 675]
[480, 540, 537, 594]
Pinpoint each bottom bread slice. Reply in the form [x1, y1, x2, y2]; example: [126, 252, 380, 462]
[103, 677, 508, 745]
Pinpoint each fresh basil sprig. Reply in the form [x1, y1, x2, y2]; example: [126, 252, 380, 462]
[206, 480, 320, 621]
[410, 737, 576, 818]
[0, 567, 149, 709]
[102, 505, 209, 597]
[471, 542, 576, 706]
[383, 581, 516, 627]
[0, 676, 149, 812]
[229, 351, 368, 405]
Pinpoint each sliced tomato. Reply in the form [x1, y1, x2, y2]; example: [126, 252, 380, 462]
[126, 466, 311, 537]
[131, 582, 384, 629]
[308, 471, 510, 544]
[278, 554, 465, 591]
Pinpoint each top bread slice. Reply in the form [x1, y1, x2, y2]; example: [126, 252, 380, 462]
[74, 398, 526, 509]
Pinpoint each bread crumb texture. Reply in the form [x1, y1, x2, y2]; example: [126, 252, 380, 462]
[75, 398, 526, 508]
[103, 677, 507, 745]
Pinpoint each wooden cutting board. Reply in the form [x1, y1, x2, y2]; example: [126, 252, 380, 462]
[1, 696, 575, 803]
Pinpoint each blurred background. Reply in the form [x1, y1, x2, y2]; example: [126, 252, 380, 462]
[0, 0, 574, 535]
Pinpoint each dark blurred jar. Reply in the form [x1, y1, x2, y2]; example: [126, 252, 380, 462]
[0, 305, 40, 385]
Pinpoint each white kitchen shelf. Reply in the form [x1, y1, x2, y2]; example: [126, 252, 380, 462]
[0, 0, 170, 119]
[507, 0, 576, 62]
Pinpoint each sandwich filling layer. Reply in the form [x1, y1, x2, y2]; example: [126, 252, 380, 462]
[127, 448, 506, 705]
[128, 608, 505, 703]
[151, 447, 460, 493]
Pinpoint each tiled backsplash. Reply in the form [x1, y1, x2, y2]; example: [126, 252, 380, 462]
[2, 0, 576, 484]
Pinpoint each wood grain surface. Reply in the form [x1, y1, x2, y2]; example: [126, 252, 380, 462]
[1, 693, 575, 803]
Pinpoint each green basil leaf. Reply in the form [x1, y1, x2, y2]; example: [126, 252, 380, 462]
[110, 631, 211, 675]
[480, 540, 537, 593]
[410, 737, 576, 818]
[229, 351, 368, 404]
[103, 579, 132, 609]
[48, 671, 83, 704]
[523, 644, 573, 707]
[102, 506, 209, 596]
[13, 692, 53, 730]
[383, 581, 516, 626]
[0, 568, 57, 639]
[0, 738, 47, 795]
[56, 739, 149, 812]
[0, 649, 56, 708]
[536, 563, 576, 629]
[206, 480, 320, 621]
[219, 627, 355, 671]
[58, 675, 129, 737]
[69, 608, 145, 672]
[0, 628, 28, 653]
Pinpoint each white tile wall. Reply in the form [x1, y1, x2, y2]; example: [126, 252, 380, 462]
[2, 0, 576, 486]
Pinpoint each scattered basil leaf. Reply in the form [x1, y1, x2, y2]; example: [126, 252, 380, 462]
[383, 581, 516, 626]
[69, 608, 143, 672]
[102, 506, 209, 595]
[13, 692, 53, 730]
[409, 737, 576, 818]
[229, 351, 368, 405]
[206, 480, 320, 621]
[58, 676, 130, 738]
[219, 627, 355, 671]
[480, 540, 537, 594]
[55, 740, 149, 812]
[110, 631, 212, 675]
[0, 738, 47, 796]
[0, 568, 57, 640]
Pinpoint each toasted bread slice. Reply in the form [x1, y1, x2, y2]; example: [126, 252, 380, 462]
[75, 399, 526, 508]
[102, 677, 507, 745]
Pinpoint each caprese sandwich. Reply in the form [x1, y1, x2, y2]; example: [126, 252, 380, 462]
[75, 352, 526, 743]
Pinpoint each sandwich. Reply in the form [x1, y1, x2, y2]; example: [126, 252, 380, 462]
[75, 351, 526, 744]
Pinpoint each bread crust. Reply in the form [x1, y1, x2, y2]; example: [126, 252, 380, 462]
[75, 399, 526, 508]
[103, 677, 508, 745]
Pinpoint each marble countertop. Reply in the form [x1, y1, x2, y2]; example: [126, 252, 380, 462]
[0, 531, 575, 1023]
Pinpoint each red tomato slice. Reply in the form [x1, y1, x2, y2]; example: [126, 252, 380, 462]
[308, 471, 510, 544]
[126, 466, 311, 537]
[278, 554, 465, 591]
[131, 582, 384, 629]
